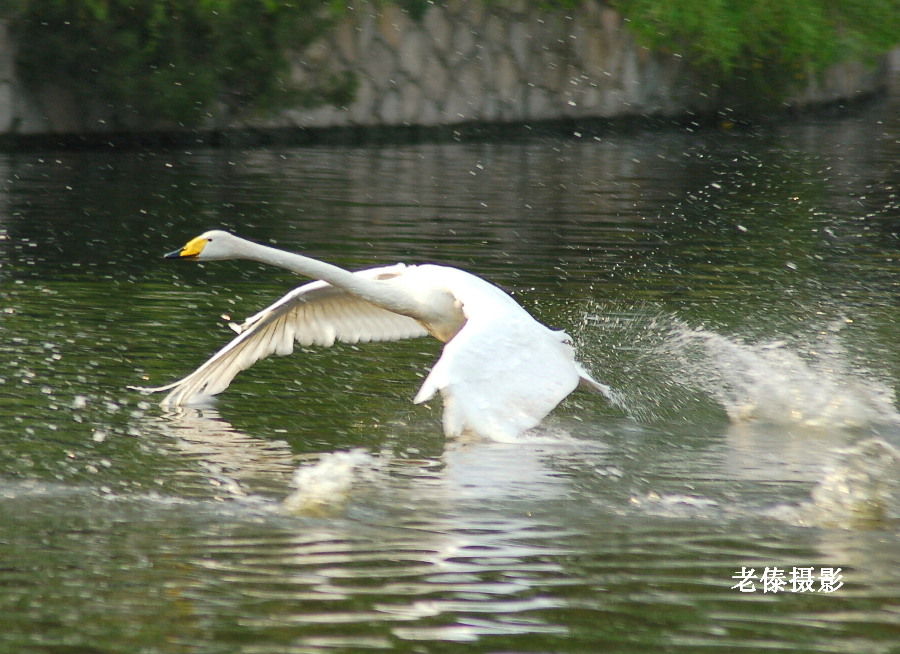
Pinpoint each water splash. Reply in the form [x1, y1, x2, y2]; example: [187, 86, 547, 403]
[576, 307, 718, 422]
[283, 449, 381, 516]
[667, 324, 899, 428]
[579, 307, 899, 429]
[776, 438, 900, 528]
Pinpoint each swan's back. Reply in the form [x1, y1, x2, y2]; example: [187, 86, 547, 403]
[409, 265, 585, 441]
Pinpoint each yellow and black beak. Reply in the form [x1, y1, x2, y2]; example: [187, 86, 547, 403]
[165, 236, 207, 260]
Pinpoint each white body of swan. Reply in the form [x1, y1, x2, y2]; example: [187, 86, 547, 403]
[138, 230, 611, 441]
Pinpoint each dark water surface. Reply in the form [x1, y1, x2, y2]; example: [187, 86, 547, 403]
[1, 97, 898, 652]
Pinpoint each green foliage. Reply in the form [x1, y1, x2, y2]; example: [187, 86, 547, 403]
[7, 0, 353, 126]
[3, 0, 897, 125]
[613, 0, 900, 102]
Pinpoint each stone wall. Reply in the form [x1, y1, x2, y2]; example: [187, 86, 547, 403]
[0, 1, 891, 138]
[279, 1, 711, 129]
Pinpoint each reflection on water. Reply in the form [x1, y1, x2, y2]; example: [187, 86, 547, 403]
[0, 94, 898, 652]
[159, 408, 298, 498]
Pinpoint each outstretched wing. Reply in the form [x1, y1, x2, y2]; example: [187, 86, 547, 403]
[137, 264, 429, 408]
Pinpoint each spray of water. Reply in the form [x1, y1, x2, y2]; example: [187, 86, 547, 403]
[283, 448, 381, 516]
[775, 437, 900, 528]
[577, 305, 899, 429]
[576, 305, 900, 528]
[667, 324, 899, 428]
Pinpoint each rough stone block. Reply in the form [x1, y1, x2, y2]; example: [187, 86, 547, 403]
[422, 56, 451, 105]
[398, 30, 425, 79]
[493, 53, 519, 102]
[423, 6, 453, 55]
[378, 5, 409, 49]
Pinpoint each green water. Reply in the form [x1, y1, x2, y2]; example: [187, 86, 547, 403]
[0, 98, 898, 652]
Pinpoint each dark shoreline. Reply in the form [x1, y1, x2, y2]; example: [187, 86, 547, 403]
[0, 87, 887, 152]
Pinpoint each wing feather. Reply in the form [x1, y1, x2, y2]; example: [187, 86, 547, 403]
[136, 264, 429, 408]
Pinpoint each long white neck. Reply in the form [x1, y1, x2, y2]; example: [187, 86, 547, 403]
[233, 237, 420, 317]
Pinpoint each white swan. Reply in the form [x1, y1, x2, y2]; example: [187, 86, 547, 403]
[137, 230, 612, 441]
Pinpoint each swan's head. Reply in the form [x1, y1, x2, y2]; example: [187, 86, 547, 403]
[165, 230, 242, 261]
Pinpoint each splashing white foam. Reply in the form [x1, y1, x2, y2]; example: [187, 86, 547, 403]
[773, 437, 900, 528]
[667, 326, 899, 428]
[579, 308, 898, 429]
[283, 449, 379, 515]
